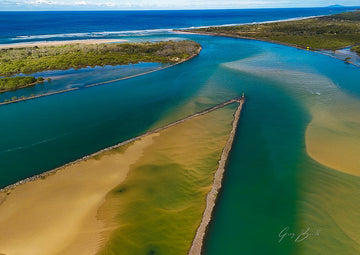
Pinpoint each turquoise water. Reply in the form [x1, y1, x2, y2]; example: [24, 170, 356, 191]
[1, 32, 360, 254]
[0, 62, 167, 102]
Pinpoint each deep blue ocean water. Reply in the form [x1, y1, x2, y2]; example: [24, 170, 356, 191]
[0, 7, 356, 44]
[1, 8, 360, 255]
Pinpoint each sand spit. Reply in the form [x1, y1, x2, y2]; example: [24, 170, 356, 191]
[188, 98, 245, 255]
[0, 39, 125, 49]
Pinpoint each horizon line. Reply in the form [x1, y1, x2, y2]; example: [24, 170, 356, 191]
[1, 5, 359, 12]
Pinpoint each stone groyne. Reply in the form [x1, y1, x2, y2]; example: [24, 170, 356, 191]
[0, 96, 244, 194]
[188, 97, 245, 255]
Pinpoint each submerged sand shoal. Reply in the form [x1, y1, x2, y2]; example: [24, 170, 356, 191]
[0, 134, 157, 255]
[0, 39, 125, 49]
[222, 54, 360, 177]
[0, 99, 241, 255]
[97, 103, 240, 255]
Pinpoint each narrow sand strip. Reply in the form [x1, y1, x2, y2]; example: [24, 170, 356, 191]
[0, 39, 125, 49]
[188, 98, 245, 255]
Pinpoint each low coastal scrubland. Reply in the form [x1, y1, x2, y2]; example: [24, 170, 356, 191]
[188, 11, 360, 52]
[0, 76, 47, 92]
[352, 45, 360, 54]
[0, 40, 201, 92]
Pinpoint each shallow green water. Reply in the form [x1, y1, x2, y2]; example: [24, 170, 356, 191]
[1, 33, 360, 254]
[98, 103, 237, 255]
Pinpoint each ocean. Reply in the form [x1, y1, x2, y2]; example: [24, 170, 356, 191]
[1, 7, 360, 255]
[0, 7, 356, 44]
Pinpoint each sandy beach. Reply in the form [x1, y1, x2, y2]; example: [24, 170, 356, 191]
[0, 39, 125, 49]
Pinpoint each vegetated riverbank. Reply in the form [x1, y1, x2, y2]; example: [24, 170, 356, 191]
[183, 11, 360, 54]
[352, 45, 360, 54]
[0, 40, 201, 77]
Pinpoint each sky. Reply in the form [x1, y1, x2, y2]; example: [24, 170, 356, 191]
[0, 0, 359, 11]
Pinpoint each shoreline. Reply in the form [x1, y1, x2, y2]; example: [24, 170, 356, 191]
[0, 47, 201, 106]
[177, 30, 360, 68]
[176, 14, 327, 31]
[0, 80, 39, 94]
[0, 39, 125, 49]
[0, 13, 330, 49]
[188, 98, 245, 255]
[0, 95, 243, 194]
[174, 29, 310, 49]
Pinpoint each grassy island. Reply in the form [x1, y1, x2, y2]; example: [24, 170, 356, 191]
[0, 40, 201, 94]
[0, 76, 46, 92]
[187, 11, 360, 53]
[0, 40, 201, 77]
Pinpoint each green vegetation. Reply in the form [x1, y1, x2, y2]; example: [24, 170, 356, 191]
[352, 45, 360, 54]
[0, 40, 201, 77]
[0, 76, 36, 91]
[190, 11, 360, 52]
[0, 76, 49, 93]
[0, 40, 200, 95]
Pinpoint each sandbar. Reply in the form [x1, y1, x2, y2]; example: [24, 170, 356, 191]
[0, 39, 126, 49]
[0, 134, 157, 255]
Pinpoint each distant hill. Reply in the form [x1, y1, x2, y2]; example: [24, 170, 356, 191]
[327, 4, 345, 8]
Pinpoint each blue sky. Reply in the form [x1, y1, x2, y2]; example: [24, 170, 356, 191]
[1, 0, 359, 11]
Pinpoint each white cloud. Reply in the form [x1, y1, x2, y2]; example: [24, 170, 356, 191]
[103, 2, 116, 7]
[25, 0, 52, 5]
[74, 1, 88, 5]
